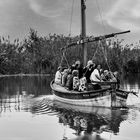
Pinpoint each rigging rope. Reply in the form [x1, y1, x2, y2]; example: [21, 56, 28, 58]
[63, 52, 70, 68]
[95, 0, 106, 33]
[94, 0, 112, 72]
[94, 0, 117, 75]
[60, 46, 70, 68]
[100, 41, 111, 71]
[60, 50, 65, 66]
[69, 0, 75, 36]
[91, 42, 100, 61]
[60, 0, 75, 68]
[100, 40, 117, 80]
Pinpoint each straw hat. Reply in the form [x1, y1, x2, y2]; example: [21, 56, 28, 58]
[57, 66, 62, 70]
[87, 60, 93, 66]
[75, 60, 80, 65]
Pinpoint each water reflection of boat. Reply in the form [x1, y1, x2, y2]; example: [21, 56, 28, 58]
[54, 101, 128, 135]
[29, 97, 128, 136]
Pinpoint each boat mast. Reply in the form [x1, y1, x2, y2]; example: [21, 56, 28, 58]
[81, 0, 87, 66]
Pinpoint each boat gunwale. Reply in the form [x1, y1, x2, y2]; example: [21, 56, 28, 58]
[50, 80, 111, 94]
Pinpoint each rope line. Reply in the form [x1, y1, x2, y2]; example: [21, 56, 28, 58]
[63, 52, 70, 68]
[60, 46, 70, 68]
[60, 50, 65, 66]
[95, 0, 106, 33]
[69, 0, 75, 36]
[60, 0, 75, 68]
[100, 41, 111, 70]
[91, 43, 100, 61]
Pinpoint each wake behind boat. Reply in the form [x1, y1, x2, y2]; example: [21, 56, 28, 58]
[50, 0, 135, 108]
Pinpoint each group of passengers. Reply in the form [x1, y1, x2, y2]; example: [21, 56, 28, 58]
[54, 60, 119, 91]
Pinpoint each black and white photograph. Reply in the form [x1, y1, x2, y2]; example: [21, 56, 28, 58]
[0, 0, 140, 140]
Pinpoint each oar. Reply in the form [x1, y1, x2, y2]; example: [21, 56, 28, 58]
[126, 90, 138, 97]
[117, 89, 138, 97]
[131, 91, 138, 97]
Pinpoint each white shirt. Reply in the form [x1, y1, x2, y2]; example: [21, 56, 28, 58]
[90, 69, 100, 82]
[55, 71, 62, 84]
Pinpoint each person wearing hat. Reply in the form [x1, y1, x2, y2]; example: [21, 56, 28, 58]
[83, 60, 95, 83]
[65, 70, 73, 90]
[70, 60, 84, 79]
[90, 64, 102, 90]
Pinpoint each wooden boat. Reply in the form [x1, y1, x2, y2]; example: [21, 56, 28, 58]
[50, 0, 131, 108]
[51, 81, 129, 107]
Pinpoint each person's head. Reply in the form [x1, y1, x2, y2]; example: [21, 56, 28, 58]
[108, 71, 113, 78]
[63, 69, 69, 74]
[57, 66, 62, 72]
[114, 71, 118, 78]
[97, 64, 101, 70]
[72, 70, 79, 77]
[104, 70, 109, 76]
[87, 60, 93, 67]
[75, 60, 81, 68]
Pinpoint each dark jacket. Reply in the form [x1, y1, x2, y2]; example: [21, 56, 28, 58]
[83, 66, 94, 83]
[66, 74, 73, 90]
[70, 64, 83, 79]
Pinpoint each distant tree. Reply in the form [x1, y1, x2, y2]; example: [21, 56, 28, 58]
[127, 59, 138, 73]
[0, 29, 140, 74]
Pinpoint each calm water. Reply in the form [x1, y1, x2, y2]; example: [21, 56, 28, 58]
[0, 75, 140, 140]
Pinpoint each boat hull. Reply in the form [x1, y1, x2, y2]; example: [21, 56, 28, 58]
[53, 93, 111, 107]
[51, 81, 128, 108]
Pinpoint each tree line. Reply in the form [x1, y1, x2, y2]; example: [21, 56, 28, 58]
[0, 28, 140, 75]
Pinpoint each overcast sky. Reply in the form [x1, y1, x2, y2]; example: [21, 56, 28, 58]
[0, 0, 140, 43]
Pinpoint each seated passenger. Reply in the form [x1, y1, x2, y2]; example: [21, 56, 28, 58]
[101, 70, 110, 81]
[73, 70, 80, 91]
[83, 60, 95, 83]
[54, 66, 62, 85]
[79, 77, 87, 91]
[90, 64, 101, 90]
[62, 69, 69, 86]
[66, 70, 73, 90]
[90, 64, 101, 82]
[71, 60, 83, 79]
[108, 71, 117, 82]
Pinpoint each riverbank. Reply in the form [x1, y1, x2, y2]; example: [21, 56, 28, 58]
[0, 73, 53, 77]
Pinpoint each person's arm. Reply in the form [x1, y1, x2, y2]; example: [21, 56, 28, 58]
[101, 74, 106, 81]
[95, 74, 101, 81]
